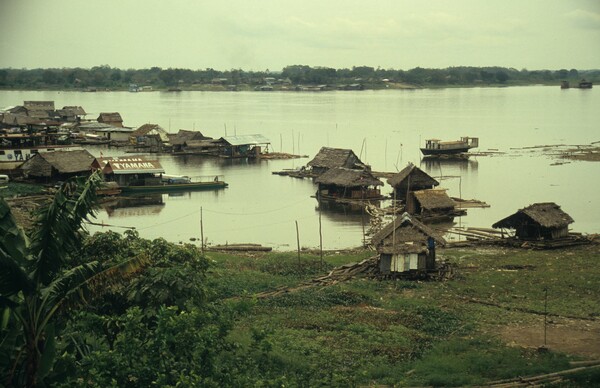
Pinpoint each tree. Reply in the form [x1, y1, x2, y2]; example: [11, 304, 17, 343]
[0, 172, 148, 387]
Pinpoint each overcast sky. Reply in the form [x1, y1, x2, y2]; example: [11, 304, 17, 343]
[1, 0, 599, 71]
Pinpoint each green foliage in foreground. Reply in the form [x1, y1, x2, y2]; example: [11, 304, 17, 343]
[0, 181, 46, 198]
[2, 185, 599, 387]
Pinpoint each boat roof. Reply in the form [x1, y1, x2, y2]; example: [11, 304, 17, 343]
[219, 134, 270, 146]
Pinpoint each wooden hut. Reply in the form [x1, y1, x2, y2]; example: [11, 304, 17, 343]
[20, 149, 94, 182]
[168, 129, 212, 152]
[406, 188, 464, 222]
[387, 163, 439, 200]
[492, 202, 574, 240]
[307, 147, 367, 175]
[97, 112, 124, 128]
[371, 212, 446, 275]
[215, 134, 270, 158]
[57, 106, 86, 122]
[314, 167, 384, 202]
[130, 124, 171, 151]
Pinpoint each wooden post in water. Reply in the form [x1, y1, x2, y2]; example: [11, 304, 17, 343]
[295, 220, 301, 265]
[200, 207, 205, 254]
[318, 192, 323, 267]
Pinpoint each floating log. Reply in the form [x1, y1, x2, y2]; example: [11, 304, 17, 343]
[207, 244, 272, 252]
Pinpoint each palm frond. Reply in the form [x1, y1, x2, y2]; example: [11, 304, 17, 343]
[0, 246, 34, 297]
[0, 198, 29, 266]
[39, 253, 150, 329]
[30, 172, 104, 286]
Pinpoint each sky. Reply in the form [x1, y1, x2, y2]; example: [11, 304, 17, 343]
[1, 0, 599, 71]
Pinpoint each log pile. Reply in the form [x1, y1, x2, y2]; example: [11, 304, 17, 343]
[485, 361, 600, 387]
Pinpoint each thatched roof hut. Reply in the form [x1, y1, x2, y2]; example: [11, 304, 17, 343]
[405, 188, 460, 222]
[97, 112, 124, 127]
[307, 147, 366, 175]
[492, 202, 574, 240]
[315, 167, 383, 201]
[20, 149, 94, 181]
[315, 167, 382, 188]
[372, 213, 446, 274]
[371, 212, 446, 252]
[387, 163, 439, 199]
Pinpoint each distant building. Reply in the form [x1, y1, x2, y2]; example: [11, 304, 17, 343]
[215, 134, 270, 158]
[97, 112, 124, 128]
[130, 124, 170, 151]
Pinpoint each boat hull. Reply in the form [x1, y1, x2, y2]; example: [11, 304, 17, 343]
[121, 181, 228, 193]
[420, 147, 472, 156]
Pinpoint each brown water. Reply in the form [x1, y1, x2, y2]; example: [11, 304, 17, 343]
[1, 87, 598, 249]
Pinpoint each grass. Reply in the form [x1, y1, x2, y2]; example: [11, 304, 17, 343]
[0, 181, 47, 198]
[209, 244, 600, 386]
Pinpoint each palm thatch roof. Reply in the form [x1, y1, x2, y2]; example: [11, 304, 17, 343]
[371, 212, 446, 253]
[97, 112, 123, 124]
[307, 147, 365, 170]
[314, 167, 382, 187]
[492, 202, 574, 229]
[168, 129, 211, 145]
[387, 163, 439, 188]
[413, 189, 455, 210]
[20, 150, 94, 177]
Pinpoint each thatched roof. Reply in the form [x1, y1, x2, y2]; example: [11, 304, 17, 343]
[97, 112, 123, 123]
[132, 123, 167, 136]
[413, 189, 455, 210]
[314, 167, 382, 188]
[492, 202, 574, 229]
[307, 147, 364, 170]
[20, 150, 94, 177]
[58, 106, 87, 116]
[24, 101, 55, 111]
[387, 163, 439, 188]
[371, 212, 446, 252]
[169, 129, 211, 145]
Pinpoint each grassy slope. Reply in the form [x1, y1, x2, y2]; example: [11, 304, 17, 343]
[207, 245, 600, 386]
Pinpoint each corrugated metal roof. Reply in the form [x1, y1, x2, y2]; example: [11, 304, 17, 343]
[220, 134, 270, 146]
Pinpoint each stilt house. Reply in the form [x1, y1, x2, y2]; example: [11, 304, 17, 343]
[307, 147, 367, 175]
[371, 212, 446, 275]
[314, 167, 383, 201]
[387, 163, 439, 200]
[492, 202, 574, 240]
[97, 112, 124, 128]
[169, 130, 213, 153]
[215, 134, 270, 158]
[406, 188, 464, 222]
[130, 124, 171, 151]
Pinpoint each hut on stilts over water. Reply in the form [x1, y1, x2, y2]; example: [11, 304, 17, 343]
[306, 147, 368, 176]
[314, 167, 385, 203]
[387, 162, 439, 200]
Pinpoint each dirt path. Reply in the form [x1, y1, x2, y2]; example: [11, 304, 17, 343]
[497, 318, 600, 359]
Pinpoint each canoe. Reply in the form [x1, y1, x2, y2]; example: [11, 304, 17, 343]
[121, 180, 228, 193]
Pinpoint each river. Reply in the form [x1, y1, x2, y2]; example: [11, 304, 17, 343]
[1, 87, 599, 249]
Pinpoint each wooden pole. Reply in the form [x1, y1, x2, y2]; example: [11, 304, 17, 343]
[318, 192, 323, 267]
[544, 287, 548, 346]
[295, 220, 301, 265]
[200, 207, 204, 254]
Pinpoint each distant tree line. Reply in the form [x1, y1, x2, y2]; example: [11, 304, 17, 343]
[0, 65, 597, 90]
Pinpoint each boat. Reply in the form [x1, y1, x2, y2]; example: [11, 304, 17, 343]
[420, 137, 479, 156]
[120, 175, 228, 193]
[578, 79, 592, 89]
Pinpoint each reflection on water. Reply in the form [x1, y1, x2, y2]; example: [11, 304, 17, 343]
[1, 88, 599, 249]
[420, 157, 479, 177]
[103, 194, 165, 217]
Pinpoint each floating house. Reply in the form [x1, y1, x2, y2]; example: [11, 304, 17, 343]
[215, 134, 270, 158]
[406, 188, 464, 222]
[97, 112, 124, 128]
[169, 130, 213, 153]
[371, 212, 446, 276]
[314, 167, 384, 202]
[92, 156, 165, 187]
[130, 124, 171, 151]
[492, 202, 574, 240]
[24, 101, 55, 119]
[387, 163, 439, 200]
[57, 106, 86, 122]
[20, 149, 94, 182]
[307, 147, 367, 175]
[78, 122, 134, 143]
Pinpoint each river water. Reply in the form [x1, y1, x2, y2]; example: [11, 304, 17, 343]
[1, 87, 599, 249]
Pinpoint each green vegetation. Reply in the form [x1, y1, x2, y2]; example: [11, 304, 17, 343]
[0, 181, 47, 198]
[1, 175, 599, 386]
[0, 65, 598, 91]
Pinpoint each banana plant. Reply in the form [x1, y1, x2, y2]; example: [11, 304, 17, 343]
[0, 172, 149, 387]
